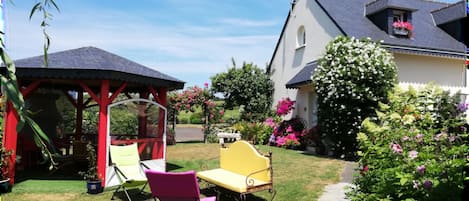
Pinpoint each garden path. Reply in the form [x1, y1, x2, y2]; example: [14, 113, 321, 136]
[317, 161, 356, 201]
[175, 127, 204, 142]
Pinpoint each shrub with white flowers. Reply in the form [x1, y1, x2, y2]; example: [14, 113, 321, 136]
[312, 36, 397, 158]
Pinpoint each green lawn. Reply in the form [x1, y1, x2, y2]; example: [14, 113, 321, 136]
[2, 143, 344, 201]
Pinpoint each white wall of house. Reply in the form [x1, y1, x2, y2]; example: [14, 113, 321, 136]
[395, 53, 468, 95]
[270, 0, 468, 128]
[270, 0, 341, 122]
[270, 0, 342, 103]
[395, 53, 466, 87]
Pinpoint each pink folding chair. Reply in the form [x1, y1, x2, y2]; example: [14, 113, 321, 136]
[145, 170, 216, 201]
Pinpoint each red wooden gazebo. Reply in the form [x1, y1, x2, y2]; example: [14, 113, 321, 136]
[1, 46, 184, 186]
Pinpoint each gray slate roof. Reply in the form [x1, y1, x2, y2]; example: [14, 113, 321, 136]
[284, 0, 468, 89]
[431, 0, 467, 25]
[286, 61, 317, 89]
[10, 46, 184, 90]
[316, 0, 467, 55]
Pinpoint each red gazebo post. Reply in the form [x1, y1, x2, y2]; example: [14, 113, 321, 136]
[149, 87, 167, 159]
[2, 81, 41, 184]
[80, 80, 128, 186]
[97, 80, 110, 184]
[3, 102, 19, 184]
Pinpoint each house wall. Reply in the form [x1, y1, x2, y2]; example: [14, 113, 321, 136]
[395, 53, 466, 88]
[295, 85, 317, 128]
[270, 0, 468, 128]
[270, 0, 342, 122]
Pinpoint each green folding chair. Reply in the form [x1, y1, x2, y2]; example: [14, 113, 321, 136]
[110, 143, 149, 201]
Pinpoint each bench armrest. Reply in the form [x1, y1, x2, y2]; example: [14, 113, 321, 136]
[245, 167, 271, 187]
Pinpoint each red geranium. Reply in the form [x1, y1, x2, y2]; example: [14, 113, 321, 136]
[392, 21, 413, 31]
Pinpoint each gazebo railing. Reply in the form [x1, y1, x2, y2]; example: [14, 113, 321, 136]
[110, 138, 164, 161]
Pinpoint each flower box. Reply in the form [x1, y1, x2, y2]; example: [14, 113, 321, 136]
[393, 28, 409, 36]
[392, 21, 413, 37]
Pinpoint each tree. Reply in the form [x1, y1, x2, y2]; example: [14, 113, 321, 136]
[312, 36, 397, 159]
[211, 59, 273, 122]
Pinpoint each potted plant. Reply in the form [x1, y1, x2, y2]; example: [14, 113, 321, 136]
[0, 147, 12, 193]
[78, 142, 102, 194]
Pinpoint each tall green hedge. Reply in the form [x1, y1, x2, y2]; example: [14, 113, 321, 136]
[312, 36, 397, 158]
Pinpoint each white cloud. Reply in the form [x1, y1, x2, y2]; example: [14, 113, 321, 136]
[4, 2, 279, 86]
[219, 18, 279, 27]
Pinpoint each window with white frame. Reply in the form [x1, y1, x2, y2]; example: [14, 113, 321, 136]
[297, 26, 306, 48]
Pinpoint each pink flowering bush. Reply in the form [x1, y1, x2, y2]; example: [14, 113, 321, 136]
[276, 98, 295, 116]
[270, 118, 306, 149]
[264, 97, 311, 149]
[348, 85, 468, 201]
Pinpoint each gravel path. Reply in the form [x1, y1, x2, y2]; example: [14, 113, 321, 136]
[174, 127, 204, 142]
[317, 161, 356, 201]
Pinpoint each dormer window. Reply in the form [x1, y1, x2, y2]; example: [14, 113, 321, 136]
[431, 1, 468, 48]
[391, 10, 413, 37]
[365, 0, 416, 39]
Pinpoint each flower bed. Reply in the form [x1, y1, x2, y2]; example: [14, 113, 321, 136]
[264, 98, 314, 150]
[348, 85, 468, 200]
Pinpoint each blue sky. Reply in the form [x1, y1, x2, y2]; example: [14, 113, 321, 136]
[4, 0, 290, 88]
[3, 0, 461, 88]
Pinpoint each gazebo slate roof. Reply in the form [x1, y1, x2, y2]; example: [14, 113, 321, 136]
[8, 46, 185, 90]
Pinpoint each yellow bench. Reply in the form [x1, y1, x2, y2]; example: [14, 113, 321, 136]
[197, 140, 275, 201]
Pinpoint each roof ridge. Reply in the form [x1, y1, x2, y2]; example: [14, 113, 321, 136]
[366, 0, 454, 6]
[430, 0, 466, 13]
[419, 0, 454, 5]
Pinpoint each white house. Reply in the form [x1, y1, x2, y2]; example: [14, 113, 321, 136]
[269, 0, 469, 128]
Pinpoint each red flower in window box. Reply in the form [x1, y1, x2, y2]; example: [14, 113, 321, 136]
[392, 21, 413, 37]
[392, 21, 413, 31]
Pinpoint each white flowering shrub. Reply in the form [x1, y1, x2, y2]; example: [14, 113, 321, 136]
[312, 36, 397, 158]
